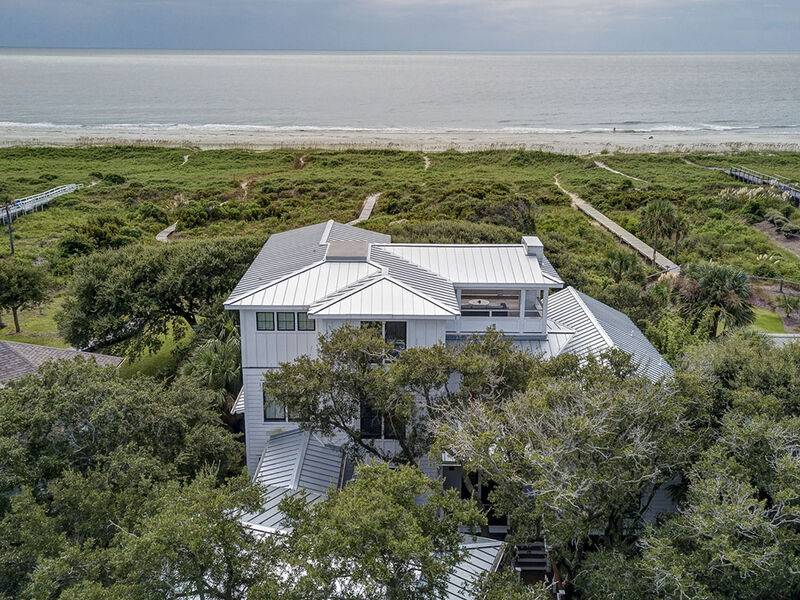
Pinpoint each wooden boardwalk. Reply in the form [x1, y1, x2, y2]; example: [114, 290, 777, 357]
[555, 176, 679, 273]
[1, 184, 80, 224]
[156, 222, 178, 243]
[348, 192, 382, 225]
[728, 166, 800, 205]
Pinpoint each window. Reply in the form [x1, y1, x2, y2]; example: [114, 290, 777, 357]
[256, 312, 274, 331]
[360, 321, 408, 353]
[384, 321, 407, 353]
[360, 401, 383, 439]
[277, 312, 296, 331]
[263, 390, 286, 421]
[360, 401, 403, 440]
[297, 312, 316, 331]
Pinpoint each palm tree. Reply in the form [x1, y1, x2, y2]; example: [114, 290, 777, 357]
[180, 333, 242, 411]
[604, 248, 641, 283]
[670, 213, 688, 261]
[639, 199, 681, 265]
[676, 262, 755, 337]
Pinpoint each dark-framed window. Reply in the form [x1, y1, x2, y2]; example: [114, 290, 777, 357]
[277, 312, 296, 331]
[385, 321, 407, 353]
[360, 400, 403, 440]
[297, 312, 316, 331]
[263, 390, 286, 421]
[360, 401, 382, 439]
[256, 312, 275, 331]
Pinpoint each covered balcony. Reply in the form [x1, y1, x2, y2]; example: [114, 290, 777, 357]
[447, 288, 549, 337]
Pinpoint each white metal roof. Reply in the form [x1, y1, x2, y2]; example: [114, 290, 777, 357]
[309, 276, 458, 319]
[225, 220, 390, 305]
[253, 429, 344, 494]
[548, 287, 673, 381]
[241, 484, 327, 535]
[446, 535, 505, 600]
[230, 388, 245, 415]
[376, 244, 560, 287]
[227, 261, 379, 308]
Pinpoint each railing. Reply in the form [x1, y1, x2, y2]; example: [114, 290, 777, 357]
[728, 167, 800, 204]
[448, 315, 545, 335]
[1, 184, 80, 224]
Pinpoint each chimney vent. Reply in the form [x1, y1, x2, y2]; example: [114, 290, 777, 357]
[522, 236, 544, 260]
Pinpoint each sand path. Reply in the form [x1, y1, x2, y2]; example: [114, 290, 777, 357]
[349, 192, 382, 225]
[681, 158, 727, 172]
[594, 160, 648, 183]
[423, 155, 431, 170]
[554, 175, 678, 272]
[181, 154, 190, 166]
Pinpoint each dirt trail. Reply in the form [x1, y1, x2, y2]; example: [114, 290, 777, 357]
[681, 158, 727, 172]
[594, 160, 648, 183]
[423, 155, 431, 170]
[181, 154, 189, 166]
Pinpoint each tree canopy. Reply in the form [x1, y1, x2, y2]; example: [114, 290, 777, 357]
[56, 237, 262, 355]
[0, 257, 48, 332]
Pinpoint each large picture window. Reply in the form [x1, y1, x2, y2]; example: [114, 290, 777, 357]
[277, 312, 296, 331]
[360, 401, 402, 440]
[360, 321, 407, 353]
[256, 312, 275, 331]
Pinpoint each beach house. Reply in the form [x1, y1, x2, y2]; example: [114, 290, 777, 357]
[223, 220, 673, 592]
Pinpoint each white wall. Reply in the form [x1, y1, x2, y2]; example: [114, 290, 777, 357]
[239, 312, 449, 473]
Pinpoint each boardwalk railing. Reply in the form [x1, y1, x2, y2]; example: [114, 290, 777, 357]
[1, 184, 81, 224]
[728, 167, 800, 205]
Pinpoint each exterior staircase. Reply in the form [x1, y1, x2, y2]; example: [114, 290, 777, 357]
[515, 541, 550, 581]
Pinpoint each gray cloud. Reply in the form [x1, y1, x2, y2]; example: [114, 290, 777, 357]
[0, 0, 797, 51]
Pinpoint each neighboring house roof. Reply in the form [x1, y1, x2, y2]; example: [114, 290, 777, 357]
[0, 341, 124, 384]
[446, 535, 505, 600]
[511, 321, 576, 358]
[547, 287, 674, 381]
[225, 220, 390, 305]
[376, 244, 562, 287]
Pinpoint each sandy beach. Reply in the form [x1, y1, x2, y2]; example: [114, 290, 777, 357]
[1, 124, 798, 154]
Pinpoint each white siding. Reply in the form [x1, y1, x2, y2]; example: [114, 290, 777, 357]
[240, 310, 321, 368]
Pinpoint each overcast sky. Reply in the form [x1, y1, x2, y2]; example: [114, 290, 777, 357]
[1, 0, 798, 52]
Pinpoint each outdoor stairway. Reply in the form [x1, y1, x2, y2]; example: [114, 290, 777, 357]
[515, 542, 549, 578]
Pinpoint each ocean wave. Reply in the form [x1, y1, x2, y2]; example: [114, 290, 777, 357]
[0, 121, 797, 135]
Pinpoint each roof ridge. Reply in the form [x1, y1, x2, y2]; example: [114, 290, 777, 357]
[559, 287, 615, 349]
[291, 432, 312, 491]
[319, 220, 335, 244]
[308, 270, 387, 314]
[382, 275, 460, 315]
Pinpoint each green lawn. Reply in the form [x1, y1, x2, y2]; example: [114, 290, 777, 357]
[752, 307, 786, 333]
[0, 293, 68, 347]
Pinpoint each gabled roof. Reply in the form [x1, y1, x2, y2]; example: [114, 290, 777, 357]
[244, 429, 345, 535]
[253, 429, 344, 494]
[225, 220, 390, 304]
[231, 388, 245, 415]
[0, 341, 124, 384]
[309, 276, 459, 319]
[446, 535, 505, 600]
[227, 261, 379, 308]
[548, 287, 673, 381]
[369, 246, 460, 313]
[376, 244, 561, 287]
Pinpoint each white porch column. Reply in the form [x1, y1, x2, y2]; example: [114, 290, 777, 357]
[541, 288, 549, 334]
[519, 289, 526, 333]
[456, 289, 462, 334]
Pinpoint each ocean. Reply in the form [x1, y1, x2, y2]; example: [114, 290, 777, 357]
[0, 50, 798, 136]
